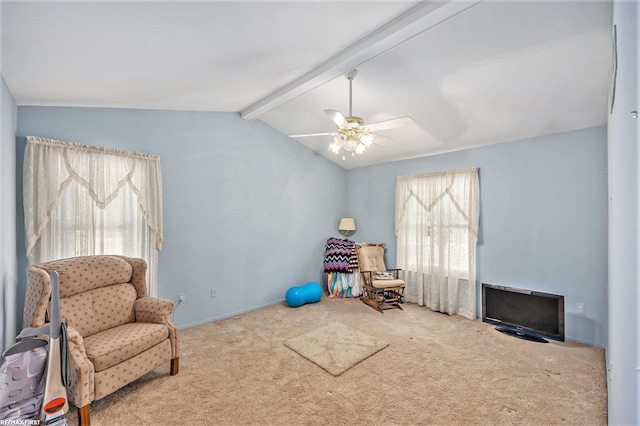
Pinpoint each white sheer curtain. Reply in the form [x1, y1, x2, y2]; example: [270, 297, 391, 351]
[23, 136, 163, 296]
[395, 168, 479, 319]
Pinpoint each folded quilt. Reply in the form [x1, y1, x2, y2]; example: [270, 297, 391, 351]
[327, 271, 363, 298]
[323, 237, 358, 273]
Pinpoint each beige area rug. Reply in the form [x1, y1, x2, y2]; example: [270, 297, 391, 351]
[285, 322, 388, 376]
[63, 298, 607, 425]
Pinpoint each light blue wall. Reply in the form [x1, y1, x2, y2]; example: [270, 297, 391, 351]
[607, 0, 639, 422]
[15, 106, 347, 329]
[346, 126, 608, 347]
[1, 74, 18, 351]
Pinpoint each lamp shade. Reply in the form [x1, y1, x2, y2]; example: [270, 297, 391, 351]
[338, 218, 356, 232]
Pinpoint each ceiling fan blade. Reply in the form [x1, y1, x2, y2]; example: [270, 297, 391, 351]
[289, 132, 337, 138]
[371, 134, 398, 147]
[324, 109, 347, 128]
[366, 116, 414, 132]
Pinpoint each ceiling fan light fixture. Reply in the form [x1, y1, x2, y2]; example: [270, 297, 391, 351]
[343, 139, 357, 152]
[294, 69, 411, 160]
[360, 133, 373, 146]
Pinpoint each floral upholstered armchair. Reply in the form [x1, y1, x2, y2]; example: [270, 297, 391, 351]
[23, 255, 179, 426]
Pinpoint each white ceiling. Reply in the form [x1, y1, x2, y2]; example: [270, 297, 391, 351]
[1, 0, 612, 169]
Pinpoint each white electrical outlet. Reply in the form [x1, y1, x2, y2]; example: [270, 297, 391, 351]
[577, 302, 585, 314]
[179, 293, 186, 303]
[211, 288, 217, 298]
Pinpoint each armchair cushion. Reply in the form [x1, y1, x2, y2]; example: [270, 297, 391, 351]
[34, 255, 134, 298]
[60, 284, 137, 337]
[84, 323, 169, 372]
[372, 279, 405, 288]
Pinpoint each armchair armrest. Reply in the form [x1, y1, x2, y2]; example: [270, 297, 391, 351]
[135, 297, 180, 358]
[65, 325, 95, 409]
[134, 297, 174, 324]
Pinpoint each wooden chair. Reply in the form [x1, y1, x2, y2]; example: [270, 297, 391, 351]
[355, 243, 405, 312]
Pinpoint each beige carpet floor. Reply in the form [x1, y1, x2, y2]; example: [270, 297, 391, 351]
[66, 297, 607, 425]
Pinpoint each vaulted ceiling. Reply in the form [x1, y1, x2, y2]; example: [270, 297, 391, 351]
[2, 0, 612, 169]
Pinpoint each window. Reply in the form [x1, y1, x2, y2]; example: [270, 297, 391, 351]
[402, 194, 470, 277]
[395, 168, 479, 318]
[23, 136, 163, 295]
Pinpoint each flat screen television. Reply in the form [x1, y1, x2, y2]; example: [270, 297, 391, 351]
[482, 283, 565, 343]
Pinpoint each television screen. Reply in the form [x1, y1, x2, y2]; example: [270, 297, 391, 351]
[482, 283, 565, 343]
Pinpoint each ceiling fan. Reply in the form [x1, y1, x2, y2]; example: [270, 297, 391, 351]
[289, 69, 413, 159]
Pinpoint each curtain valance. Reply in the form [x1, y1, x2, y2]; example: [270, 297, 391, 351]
[23, 136, 163, 256]
[395, 167, 479, 238]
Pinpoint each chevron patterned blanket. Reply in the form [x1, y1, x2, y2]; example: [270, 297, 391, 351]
[323, 237, 358, 273]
